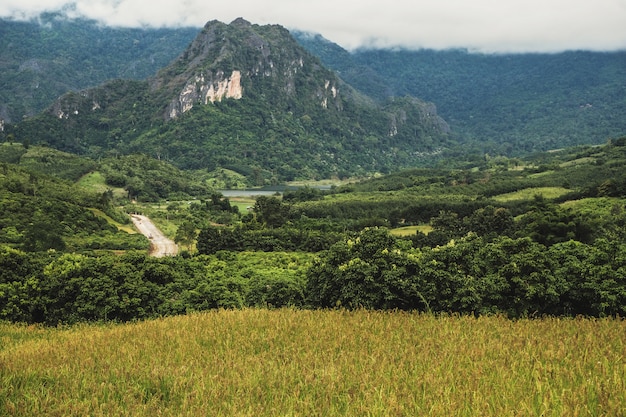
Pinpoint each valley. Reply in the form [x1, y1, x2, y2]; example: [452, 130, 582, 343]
[0, 15, 625, 416]
[0, 16, 624, 321]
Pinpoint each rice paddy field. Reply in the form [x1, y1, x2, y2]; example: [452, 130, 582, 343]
[1, 310, 625, 416]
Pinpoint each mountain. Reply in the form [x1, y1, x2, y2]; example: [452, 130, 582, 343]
[0, 14, 198, 123]
[293, 32, 626, 154]
[8, 19, 451, 183]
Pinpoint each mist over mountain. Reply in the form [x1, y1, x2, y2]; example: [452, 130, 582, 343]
[294, 31, 626, 154]
[0, 14, 199, 123]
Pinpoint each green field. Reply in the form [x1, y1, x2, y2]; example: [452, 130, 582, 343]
[492, 187, 571, 202]
[77, 171, 127, 199]
[390, 224, 433, 236]
[1, 310, 624, 416]
[88, 208, 136, 234]
[229, 196, 257, 214]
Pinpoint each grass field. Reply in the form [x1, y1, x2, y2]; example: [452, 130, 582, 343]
[229, 196, 257, 214]
[88, 208, 136, 234]
[492, 187, 571, 202]
[390, 225, 433, 236]
[77, 171, 127, 199]
[1, 310, 624, 416]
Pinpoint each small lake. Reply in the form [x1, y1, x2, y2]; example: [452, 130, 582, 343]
[219, 189, 282, 198]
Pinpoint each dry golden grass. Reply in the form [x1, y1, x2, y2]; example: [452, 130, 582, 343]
[1, 310, 625, 416]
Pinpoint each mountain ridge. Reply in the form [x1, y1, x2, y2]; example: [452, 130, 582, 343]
[3, 16, 624, 180]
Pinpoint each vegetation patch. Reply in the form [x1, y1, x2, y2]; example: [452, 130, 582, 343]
[390, 225, 432, 236]
[88, 208, 136, 234]
[76, 171, 125, 200]
[559, 156, 596, 167]
[492, 187, 570, 202]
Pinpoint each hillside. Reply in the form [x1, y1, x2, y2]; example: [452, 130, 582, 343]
[7, 19, 451, 182]
[0, 14, 198, 123]
[0, 148, 149, 252]
[1, 138, 626, 323]
[294, 32, 626, 154]
[0, 141, 225, 254]
[4, 17, 624, 174]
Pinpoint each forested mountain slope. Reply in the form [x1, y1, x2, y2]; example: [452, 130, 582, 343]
[8, 19, 451, 182]
[0, 146, 149, 252]
[294, 32, 626, 154]
[0, 14, 198, 123]
[4, 16, 623, 173]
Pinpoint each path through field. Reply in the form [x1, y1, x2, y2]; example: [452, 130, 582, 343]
[130, 214, 178, 257]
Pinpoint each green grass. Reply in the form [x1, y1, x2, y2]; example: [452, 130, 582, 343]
[76, 171, 108, 192]
[492, 187, 571, 202]
[1, 310, 624, 416]
[559, 156, 596, 167]
[390, 225, 433, 236]
[76, 171, 126, 199]
[88, 208, 136, 234]
[560, 196, 623, 213]
[229, 196, 256, 214]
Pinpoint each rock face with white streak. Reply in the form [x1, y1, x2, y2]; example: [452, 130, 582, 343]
[159, 18, 343, 120]
[167, 70, 243, 119]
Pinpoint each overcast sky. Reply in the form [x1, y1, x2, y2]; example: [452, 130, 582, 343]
[1, 0, 626, 53]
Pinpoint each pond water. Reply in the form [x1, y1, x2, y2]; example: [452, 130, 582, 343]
[219, 189, 282, 198]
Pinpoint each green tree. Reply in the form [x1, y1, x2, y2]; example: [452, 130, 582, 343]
[174, 220, 197, 249]
[306, 228, 424, 309]
[517, 197, 594, 245]
[22, 211, 66, 252]
[253, 196, 289, 228]
[464, 206, 514, 237]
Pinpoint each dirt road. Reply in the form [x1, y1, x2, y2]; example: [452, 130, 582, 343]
[130, 214, 178, 257]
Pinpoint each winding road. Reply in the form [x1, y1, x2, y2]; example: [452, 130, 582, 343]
[130, 214, 178, 257]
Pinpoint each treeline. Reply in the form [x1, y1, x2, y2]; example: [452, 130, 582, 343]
[0, 248, 311, 325]
[2, 224, 625, 324]
[307, 228, 626, 317]
[197, 225, 343, 254]
[2, 195, 625, 323]
[100, 154, 213, 201]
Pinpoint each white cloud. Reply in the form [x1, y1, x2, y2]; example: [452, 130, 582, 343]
[1, 0, 625, 52]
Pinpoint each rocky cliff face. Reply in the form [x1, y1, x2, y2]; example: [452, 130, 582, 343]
[167, 70, 243, 119]
[155, 18, 343, 120]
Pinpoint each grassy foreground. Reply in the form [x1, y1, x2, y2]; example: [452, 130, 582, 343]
[1, 310, 624, 416]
